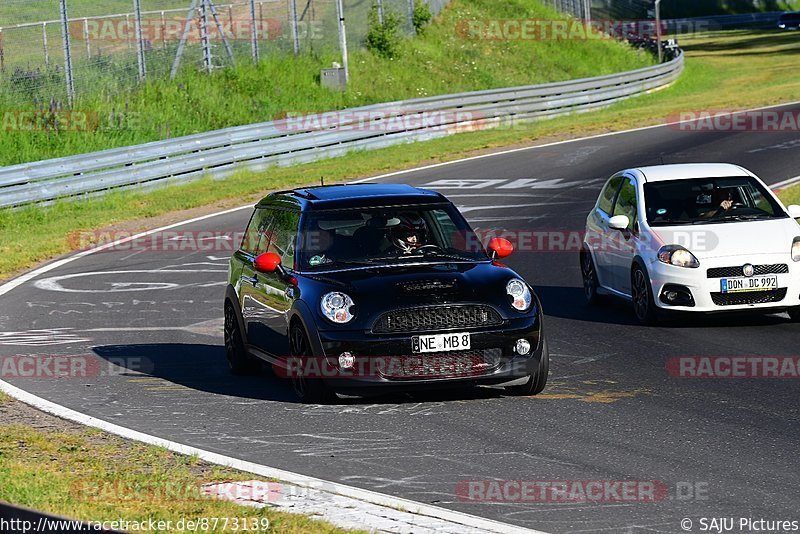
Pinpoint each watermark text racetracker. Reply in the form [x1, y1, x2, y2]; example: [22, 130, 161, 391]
[70, 17, 322, 42]
[456, 19, 710, 41]
[1, 110, 142, 133]
[0, 517, 270, 533]
[72, 479, 288, 504]
[669, 110, 800, 132]
[72, 228, 721, 255]
[667, 357, 800, 379]
[455, 480, 710, 503]
[274, 109, 490, 134]
[0, 355, 153, 379]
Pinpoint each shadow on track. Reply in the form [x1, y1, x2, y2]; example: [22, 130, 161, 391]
[92, 343, 506, 405]
[536, 285, 792, 328]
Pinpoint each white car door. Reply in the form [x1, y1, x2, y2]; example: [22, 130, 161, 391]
[588, 175, 624, 292]
[608, 176, 640, 295]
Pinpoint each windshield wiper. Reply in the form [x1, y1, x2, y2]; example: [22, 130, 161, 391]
[421, 250, 478, 261]
[705, 214, 775, 223]
[650, 219, 692, 226]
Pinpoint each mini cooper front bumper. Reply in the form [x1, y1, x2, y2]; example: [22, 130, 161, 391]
[307, 308, 544, 393]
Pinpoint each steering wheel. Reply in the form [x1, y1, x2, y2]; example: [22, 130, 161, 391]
[417, 244, 443, 255]
[711, 202, 746, 218]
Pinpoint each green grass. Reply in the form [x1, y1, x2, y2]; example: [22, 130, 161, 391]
[0, 0, 654, 166]
[780, 185, 800, 207]
[0, 418, 356, 533]
[0, 0, 189, 24]
[0, 29, 799, 281]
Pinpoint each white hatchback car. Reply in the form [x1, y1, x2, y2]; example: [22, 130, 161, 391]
[582, 163, 800, 324]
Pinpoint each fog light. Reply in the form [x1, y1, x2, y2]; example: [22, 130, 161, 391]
[339, 352, 355, 369]
[665, 291, 678, 302]
[515, 339, 531, 356]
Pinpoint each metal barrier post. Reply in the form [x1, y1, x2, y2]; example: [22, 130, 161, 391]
[42, 22, 50, 67]
[290, 0, 300, 55]
[200, 0, 213, 72]
[335, 0, 349, 83]
[249, 0, 260, 62]
[59, 0, 75, 105]
[82, 18, 91, 57]
[134, 0, 147, 80]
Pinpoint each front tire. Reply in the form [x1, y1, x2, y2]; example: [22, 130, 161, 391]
[505, 338, 549, 396]
[789, 307, 800, 322]
[224, 304, 260, 375]
[580, 248, 602, 305]
[631, 264, 658, 325]
[289, 323, 336, 404]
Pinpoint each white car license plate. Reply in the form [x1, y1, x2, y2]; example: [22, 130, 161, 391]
[721, 275, 778, 293]
[412, 332, 471, 354]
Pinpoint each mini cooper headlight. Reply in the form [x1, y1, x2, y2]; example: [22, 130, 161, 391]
[321, 292, 355, 324]
[657, 245, 700, 268]
[506, 279, 532, 312]
[792, 238, 800, 262]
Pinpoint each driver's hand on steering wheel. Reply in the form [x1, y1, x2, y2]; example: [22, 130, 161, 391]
[720, 199, 734, 211]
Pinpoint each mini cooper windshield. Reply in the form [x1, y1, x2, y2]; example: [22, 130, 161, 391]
[299, 205, 487, 269]
[644, 176, 787, 226]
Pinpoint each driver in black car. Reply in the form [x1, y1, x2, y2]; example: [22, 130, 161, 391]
[390, 214, 429, 254]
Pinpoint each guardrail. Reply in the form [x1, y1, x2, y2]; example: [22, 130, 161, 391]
[0, 51, 683, 208]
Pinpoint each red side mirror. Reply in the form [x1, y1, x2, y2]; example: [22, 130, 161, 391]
[488, 238, 514, 259]
[254, 252, 281, 273]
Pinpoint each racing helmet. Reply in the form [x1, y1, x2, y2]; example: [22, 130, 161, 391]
[390, 214, 428, 253]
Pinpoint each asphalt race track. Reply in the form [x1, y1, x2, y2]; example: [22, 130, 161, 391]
[2, 105, 800, 533]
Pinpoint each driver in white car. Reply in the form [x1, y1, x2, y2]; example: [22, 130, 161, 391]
[700, 187, 735, 218]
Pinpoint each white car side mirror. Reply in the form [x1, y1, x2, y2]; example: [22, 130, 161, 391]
[608, 215, 630, 230]
[787, 204, 800, 218]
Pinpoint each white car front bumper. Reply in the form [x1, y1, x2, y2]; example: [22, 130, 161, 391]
[648, 254, 800, 313]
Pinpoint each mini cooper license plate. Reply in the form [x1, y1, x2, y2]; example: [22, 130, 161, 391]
[721, 276, 778, 293]
[412, 332, 471, 354]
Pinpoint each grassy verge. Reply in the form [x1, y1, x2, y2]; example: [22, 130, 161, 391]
[780, 186, 800, 206]
[0, 399, 354, 533]
[0, 0, 653, 166]
[1, 29, 799, 281]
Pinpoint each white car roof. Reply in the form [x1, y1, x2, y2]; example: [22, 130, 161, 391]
[633, 163, 751, 183]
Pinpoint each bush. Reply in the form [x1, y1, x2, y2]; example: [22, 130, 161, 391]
[365, 4, 403, 59]
[412, 1, 433, 34]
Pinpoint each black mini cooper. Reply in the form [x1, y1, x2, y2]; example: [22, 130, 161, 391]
[224, 184, 548, 403]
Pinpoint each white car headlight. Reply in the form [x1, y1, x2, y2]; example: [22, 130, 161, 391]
[792, 238, 800, 262]
[657, 245, 700, 268]
[321, 292, 355, 323]
[506, 279, 532, 312]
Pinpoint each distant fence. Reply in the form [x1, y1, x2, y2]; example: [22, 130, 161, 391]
[0, 500, 125, 533]
[0, 50, 684, 208]
[0, 0, 448, 103]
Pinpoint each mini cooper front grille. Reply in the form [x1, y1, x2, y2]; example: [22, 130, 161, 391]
[372, 305, 503, 334]
[707, 264, 789, 278]
[377, 348, 503, 380]
[710, 288, 787, 306]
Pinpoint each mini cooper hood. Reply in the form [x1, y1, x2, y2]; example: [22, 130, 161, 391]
[651, 218, 800, 260]
[304, 261, 525, 325]
[307, 261, 513, 300]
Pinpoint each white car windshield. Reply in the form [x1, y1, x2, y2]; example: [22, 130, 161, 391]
[644, 177, 787, 226]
